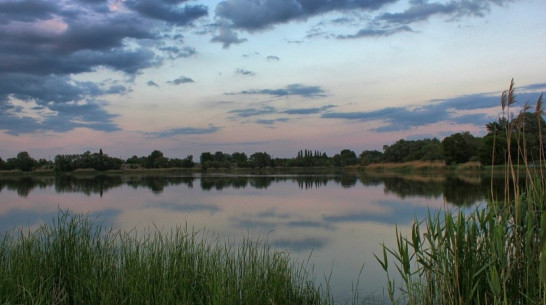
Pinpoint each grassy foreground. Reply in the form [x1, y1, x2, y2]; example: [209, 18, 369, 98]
[0, 212, 327, 305]
[376, 80, 546, 305]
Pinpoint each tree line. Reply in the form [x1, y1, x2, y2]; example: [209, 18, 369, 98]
[1, 110, 544, 172]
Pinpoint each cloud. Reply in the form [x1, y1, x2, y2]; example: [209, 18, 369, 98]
[214, 0, 397, 32]
[275, 237, 328, 252]
[235, 68, 255, 76]
[337, 25, 413, 39]
[228, 84, 327, 98]
[124, 0, 208, 26]
[266, 55, 280, 61]
[0, 0, 60, 24]
[323, 200, 430, 225]
[282, 105, 335, 115]
[228, 106, 277, 118]
[0, 0, 178, 135]
[321, 83, 546, 132]
[378, 0, 509, 26]
[211, 0, 514, 45]
[159, 46, 197, 59]
[152, 201, 220, 214]
[256, 118, 290, 125]
[210, 21, 247, 48]
[168, 75, 195, 85]
[147, 80, 160, 87]
[0, 74, 121, 135]
[147, 125, 220, 138]
[229, 104, 335, 122]
[0, 0, 209, 136]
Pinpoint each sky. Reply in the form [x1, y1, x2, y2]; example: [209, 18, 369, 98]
[0, 0, 545, 160]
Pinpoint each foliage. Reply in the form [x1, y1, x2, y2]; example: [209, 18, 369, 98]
[382, 138, 443, 163]
[442, 132, 481, 165]
[54, 150, 123, 171]
[359, 150, 383, 166]
[0, 210, 327, 305]
[249, 152, 273, 168]
[3, 151, 39, 171]
[377, 79, 546, 305]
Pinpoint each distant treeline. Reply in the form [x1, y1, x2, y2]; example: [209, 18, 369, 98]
[1, 111, 544, 172]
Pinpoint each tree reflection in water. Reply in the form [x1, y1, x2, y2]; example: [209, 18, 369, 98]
[0, 172, 511, 205]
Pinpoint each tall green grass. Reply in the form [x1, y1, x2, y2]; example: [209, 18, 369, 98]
[376, 80, 546, 305]
[0, 211, 328, 305]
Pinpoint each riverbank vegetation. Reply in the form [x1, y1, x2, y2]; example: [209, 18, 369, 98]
[0, 211, 327, 305]
[0, 80, 544, 304]
[377, 80, 546, 304]
[1, 81, 544, 173]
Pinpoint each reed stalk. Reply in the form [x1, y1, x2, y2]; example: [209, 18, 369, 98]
[0, 211, 328, 305]
[377, 80, 546, 305]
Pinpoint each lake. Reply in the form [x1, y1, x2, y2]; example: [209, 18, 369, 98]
[0, 171, 491, 302]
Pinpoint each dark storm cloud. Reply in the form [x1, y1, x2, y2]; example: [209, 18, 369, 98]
[0, 0, 60, 24]
[0, 73, 122, 135]
[0, 103, 119, 135]
[228, 84, 327, 98]
[1, 74, 110, 104]
[0, 16, 157, 75]
[0, 0, 205, 135]
[365, 0, 515, 37]
[168, 75, 195, 85]
[321, 83, 545, 132]
[212, 0, 515, 44]
[214, 0, 397, 31]
[147, 125, 220, 138]
[124, 0, 208, 26]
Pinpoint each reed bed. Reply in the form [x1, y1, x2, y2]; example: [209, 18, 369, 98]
[365, 161, 447, 172]
[0, 211, 328, 305]
[377, 80, 546, 304]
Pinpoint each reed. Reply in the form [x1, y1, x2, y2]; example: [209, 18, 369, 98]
[376, 80, 546, 305]
[0, 211, 328, 305]
[365, 161, 446, 172]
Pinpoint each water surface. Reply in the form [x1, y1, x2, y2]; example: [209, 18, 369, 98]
[0, 172, 490, 302]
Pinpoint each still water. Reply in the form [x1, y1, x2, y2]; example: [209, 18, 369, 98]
[0, 172, 490, 302]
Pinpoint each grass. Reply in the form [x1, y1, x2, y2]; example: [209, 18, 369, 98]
[0, 211, 329, 305]
[376, 80, 546, 304]
[2, 80, 544, 305]
[365, 161, 447, 173]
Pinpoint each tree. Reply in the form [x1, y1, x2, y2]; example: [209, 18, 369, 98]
[359, 150, 383, 166]
[231, 152, 248, 167]
[249, 152, 272, 168]
[442, 132, 481, 165]
[339, 149, 357, 166]
[147, 150, 168, 168]
[382, 140, 410, 162]
[13, 151, 36, 171]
